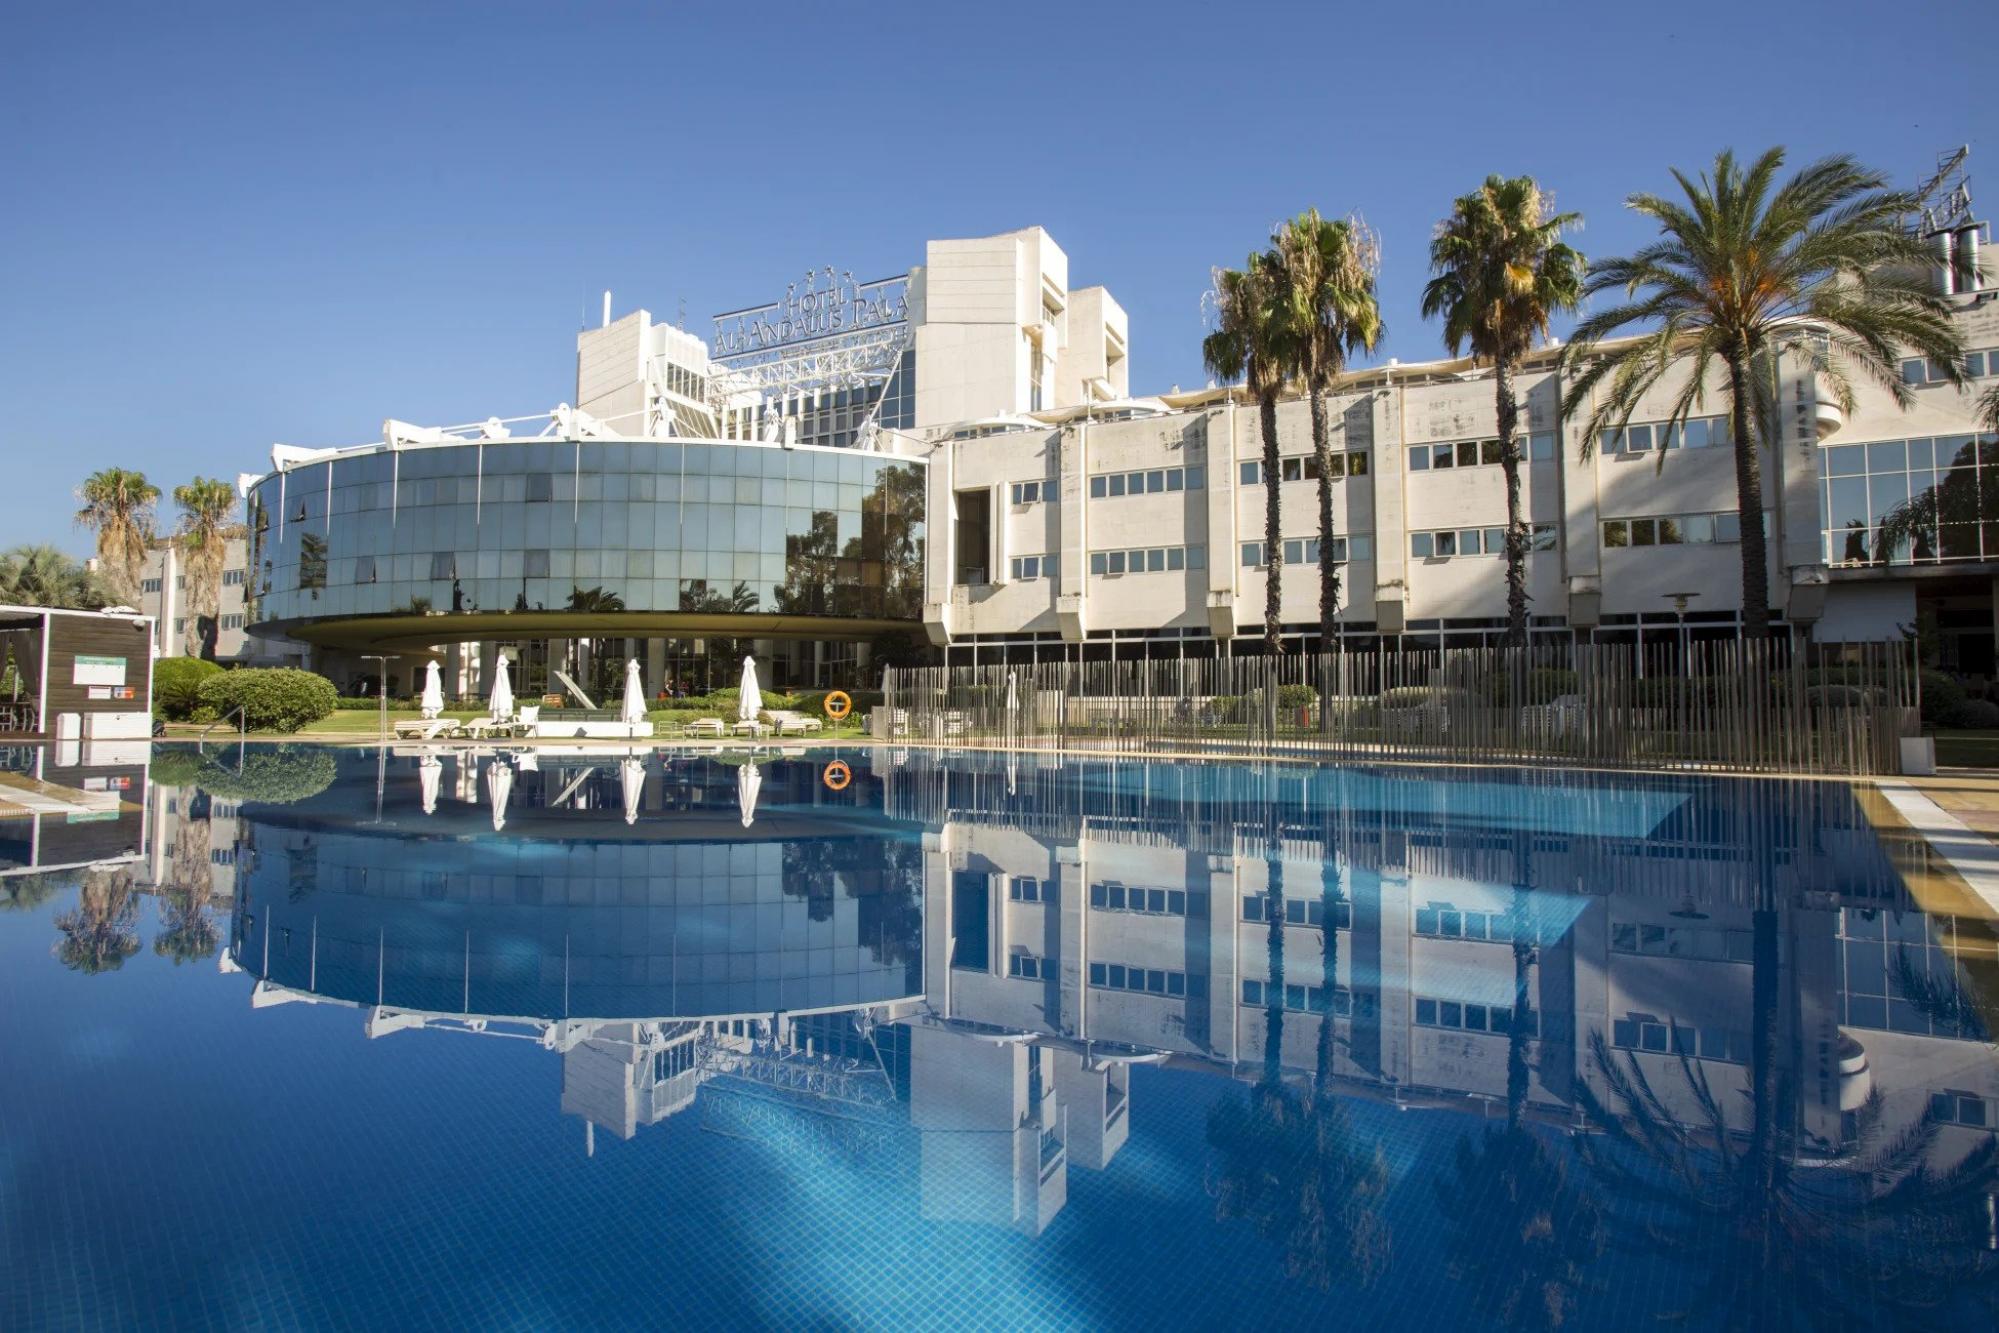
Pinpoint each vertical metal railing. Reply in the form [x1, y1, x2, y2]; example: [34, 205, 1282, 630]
[882, 638, 1916, 776]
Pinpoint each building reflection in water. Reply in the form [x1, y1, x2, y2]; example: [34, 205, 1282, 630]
[116, 741, 1999, 1302]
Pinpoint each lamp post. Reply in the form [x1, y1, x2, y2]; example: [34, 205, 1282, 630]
[1662, 593, 1698, 673]
[360, 653, 401, 820]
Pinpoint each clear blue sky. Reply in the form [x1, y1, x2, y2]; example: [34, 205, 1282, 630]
[0, 0, 1979, 555]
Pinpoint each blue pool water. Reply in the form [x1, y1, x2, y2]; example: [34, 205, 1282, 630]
[2, 742, 1996, 1329]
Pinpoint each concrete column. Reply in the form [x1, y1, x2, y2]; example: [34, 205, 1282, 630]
[645, 638, 665, 700]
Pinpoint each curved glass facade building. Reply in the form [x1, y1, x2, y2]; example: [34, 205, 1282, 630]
[243, 438, 925, 657]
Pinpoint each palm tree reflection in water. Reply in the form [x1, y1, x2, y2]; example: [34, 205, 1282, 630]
[52, 866, 142, 974]
[1575, 868, 1999, 1327]
[155, 793, 220, 965]
[1207, 780, 1390, 1290]
[1433, 839, 1604, 1330]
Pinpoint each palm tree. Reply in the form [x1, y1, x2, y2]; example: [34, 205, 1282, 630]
[1561, 149, 1965, 636]
[1205, 254, 1289, 654]
[74, 468, 160, 607]
[0, 544, 109, 609]
[1273, 211, 1384, 656]
[171, 477, 238, 659]
[1423, 177, 1585, 645]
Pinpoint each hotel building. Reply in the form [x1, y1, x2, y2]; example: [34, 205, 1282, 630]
[218, 203, 1999, 694]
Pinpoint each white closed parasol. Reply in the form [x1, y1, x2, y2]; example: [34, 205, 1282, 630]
[621, 658, 646, 731]
[738, 655, 762, 726]
[420, 660, 444, 720]
[738, 759, 762, 827]
[489, 654, 515, 722]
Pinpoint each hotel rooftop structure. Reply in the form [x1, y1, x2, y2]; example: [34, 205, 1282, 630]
[223, 191, 1999, 695]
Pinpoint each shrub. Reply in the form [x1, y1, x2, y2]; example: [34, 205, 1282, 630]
[1921, 670, 1967, 726]
[196, 668, 339, 733]
[148, 744, 337, 803]
[1937, 698, 1999, 730]
[1275, 684, 1316, 711]
[153, 657, 223, 720]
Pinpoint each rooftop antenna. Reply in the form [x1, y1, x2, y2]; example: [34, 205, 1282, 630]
[1915, 145, 1972, 234]
[676, 296, 687, 330]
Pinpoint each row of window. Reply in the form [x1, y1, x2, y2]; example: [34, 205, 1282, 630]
[1902, 348, 1999, 385]
[1240, 535, 1375, 568]
[1610, 922, 1754, 963]
[144, 573, 235, 593]
[1010, 480, 1053, 505]
[1241, 979, 1357, 1015]
[1407, 434, 1559, 471]
[1088, 545, 1207, 575]
[1008, 876, 1048, 902]
[1008, 953, 1050, 980]
[1929, 1091, 1994, 1129]
[1415, 905, 1525, 943]
[1089, 465, 1205, 498]
[1242, 894, 1353, 929]
[1599, 415, 1733, 454]
[1612, 1016, 1747, 1064]
[1091, 883, 1205, 916]
[1087, 961, 1208, 998]
[1010, 554, 1058, 581]
[1411, 525, 1557, 559]
[1241, 452, 1370, 484]
[1601, 512, 1745, 549]
[1415, 996, 1541, 1036]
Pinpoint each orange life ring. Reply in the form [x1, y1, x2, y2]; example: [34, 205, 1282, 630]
[823, 760, 852, 791]
[823, 690, 852, 721]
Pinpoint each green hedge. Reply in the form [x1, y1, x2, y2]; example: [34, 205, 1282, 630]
[195, 668, 339, 733]
[153, 658, 223, 720]
[150, 745, 337, 804]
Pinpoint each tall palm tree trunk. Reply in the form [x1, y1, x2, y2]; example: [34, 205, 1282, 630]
[1726, 351, 1773, 638]
[1310, 384, 1340, 649]
[1260, 392, 1283, 655]
[1495, 358, 1528, 647]
[1309, 384, 1339, 738]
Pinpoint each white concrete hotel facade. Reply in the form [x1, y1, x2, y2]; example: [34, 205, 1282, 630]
[548, 220, 1999, 670]
[208, 216, 1999, 687]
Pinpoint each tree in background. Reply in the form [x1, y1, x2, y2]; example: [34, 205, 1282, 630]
[1205, 254, 1290, 654]
[171, 476, 239, 659]
[1562, 149, 1962, 635]
[74, 468, 159, 607]
[1423, 177, 1584, 645]
[1274, 210, 1384, 657]
[0, 544, 109, 609]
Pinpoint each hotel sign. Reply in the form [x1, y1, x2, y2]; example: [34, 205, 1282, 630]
[713, 268, 908, 358]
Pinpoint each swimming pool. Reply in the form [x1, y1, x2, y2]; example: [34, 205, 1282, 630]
[2, 743, 1995, 1328]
